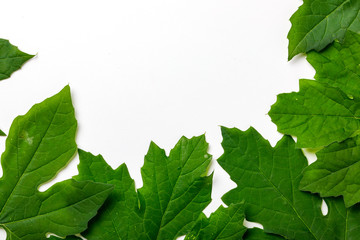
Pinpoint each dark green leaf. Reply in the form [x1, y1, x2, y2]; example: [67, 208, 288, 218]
[269, 79, 360, 148]
[0, 39, 34, 80]
[0, 86, 112, 240]
[288, 0, 360, 60]
[300, 135, 360, 207]
[0, 130, 5, 136]
[218, 126, 360, 240]
[184, 203, 247, 240]
[244, 228, 285, 240]
[74, 135, 212, 240]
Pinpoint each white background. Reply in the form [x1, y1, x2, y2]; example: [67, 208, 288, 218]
[0, 0, 315, 239]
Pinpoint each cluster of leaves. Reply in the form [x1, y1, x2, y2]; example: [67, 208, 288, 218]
[2, 1, 360, 239]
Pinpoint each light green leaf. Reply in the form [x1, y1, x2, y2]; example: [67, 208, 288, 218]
[300, 135, 360, 207]
[269, 79, 360, 148]
[218, 126, 360, 240]
[307, 31, 360, 98]
[74, 135, 212, 240]
[0, 86, 113, 240]
[184, 204, 247, 240]
[0, 39, 34, 80]
[288, 0, 360, 60]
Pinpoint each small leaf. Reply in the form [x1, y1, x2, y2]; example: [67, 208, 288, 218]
[0, 39, 34, 80]
[184, 203, 247, 240]
[307, 31, 360, 98]
[300, 135, 360, 207]
[74, 135, 212, 240]
[218, 126, 360, 240]
[288, 0, 360, 60]
[0, 86, 113, 240]
[269, 79, 360, 148]
[0, 130, 5, 136]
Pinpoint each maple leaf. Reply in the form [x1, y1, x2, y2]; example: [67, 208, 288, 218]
[288, 0, 360, 60]
[73, 135, 212, 240]
[307, 31, 360, 98]
[300, 135, 360, 207]
[184, 203, 284, 240]
[218, 126, 360, 240]
[270, 31, 360, 148]
[184, 203, 247, 240]
[0, 39, 34, 80]
[0, 86, 113, 240]
[269, 79, 360, 148]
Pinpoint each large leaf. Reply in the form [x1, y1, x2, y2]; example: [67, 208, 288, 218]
[288, 0, 360, 60]
[269, 79, 360, 148]
[184, 203, 247, 240]
[0, 39, 34, 80]
[307, 31, 360, 98]
[300, 135, 360, 207]
[218, 126, 360, 240]
[73, 135, 212, 240]
[0, 86, 113, 240]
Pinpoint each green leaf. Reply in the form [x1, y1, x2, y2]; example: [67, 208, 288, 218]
[218, 126, 360, 240]
[0, 86, 113, 240]
[48, 236, 82, 240]
[74, 135, 212, 240]
[269, 79, 360, 148]
[0, 130, 5, 136]
[0, 39, 34, 80]
[244, 228, 285, 240]
[300, 135, 360, 207]
[184, 203, 247, 240]
[307, 31, 360, 98]
[288, 0, 360, 60]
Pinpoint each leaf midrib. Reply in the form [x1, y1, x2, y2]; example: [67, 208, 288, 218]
[154, 137, 203, 240]
[0, 185, 110, 235]
[0, 96, 63, 217]
[249, 135, 318, 240]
